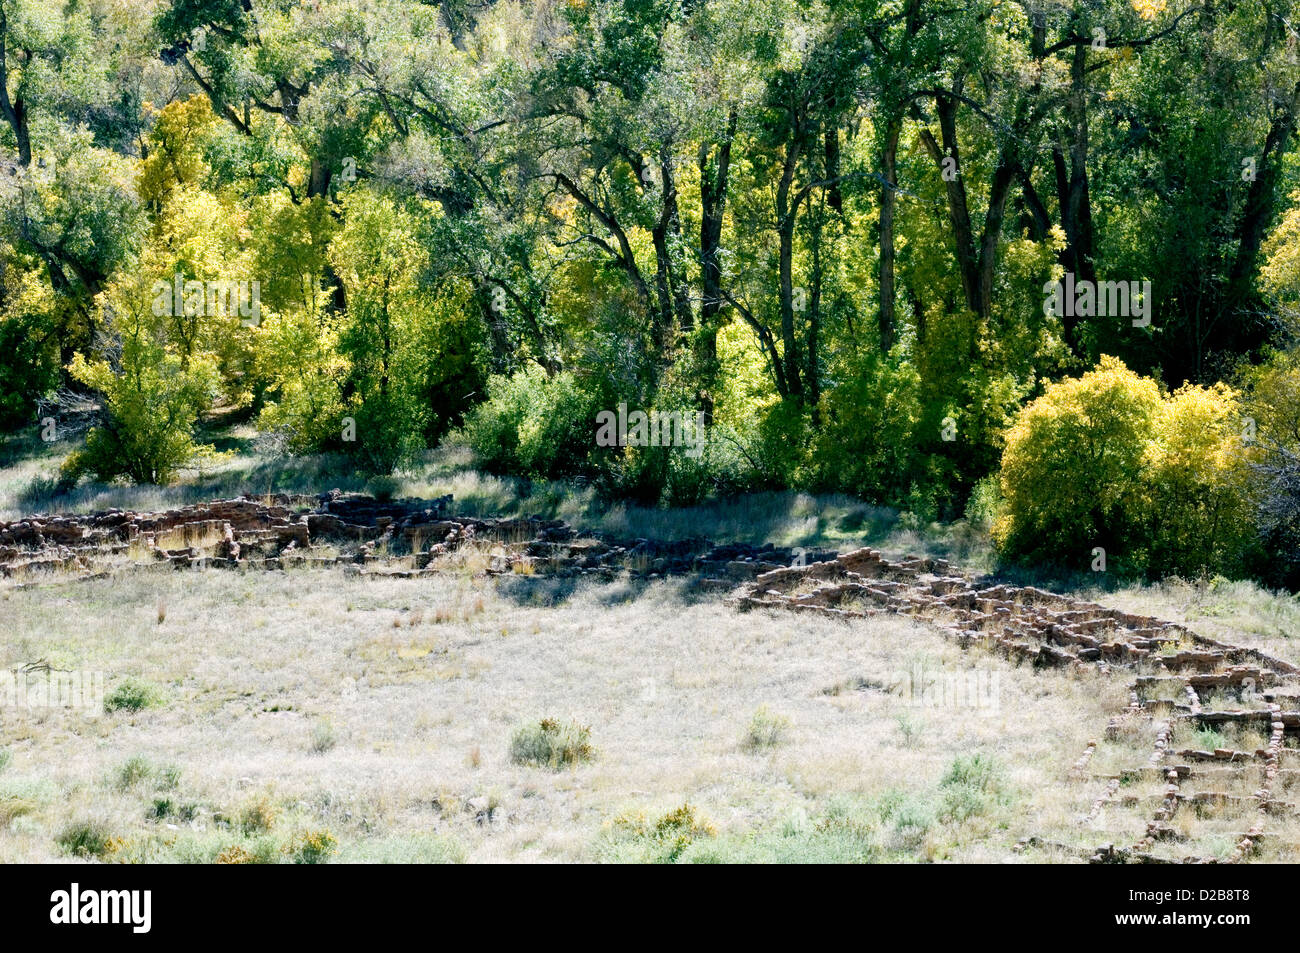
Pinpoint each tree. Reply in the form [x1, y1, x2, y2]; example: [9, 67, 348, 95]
[62, 271, 219, 486]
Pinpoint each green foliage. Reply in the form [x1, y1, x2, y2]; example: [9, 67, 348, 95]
[1192, 727, 1228, 752]
[112, 755, 154, 792]
[463, 366, 604, 482]
[326, 191, 480, 473]
[283, 829, 338, 864]
[1143, 383, 1261, 578]
[56, 819, 116, 858]
[1, 0, 1299, 588]
[61, 266, 221, 487]
[964, 475, 1002, 532]
[1241, 348, 1300, 585]
[609, 803, 717, 863]
[938, 754, 1005, 824]
[0, 309, 59, 431]
[810, 355, 923, 503]
[104, 677, 164, 714]
[63, 347, 218, 487]
[309, 718, 337, 754]
[741, 705, 790, 751]
[508, 717, 595, 770]
[995, 356, 1161, 569]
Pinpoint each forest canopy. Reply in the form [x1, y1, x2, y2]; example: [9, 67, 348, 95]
[4, 0, 1300, 584]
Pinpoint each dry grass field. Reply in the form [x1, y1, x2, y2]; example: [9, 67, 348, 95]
[0, 562, 1139, 864]
[3, 440, 1299, 864]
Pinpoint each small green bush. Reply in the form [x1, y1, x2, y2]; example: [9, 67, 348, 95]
[283, 829, 337, 864]
[937, 754, 1004, 824]
[508, 717, 594, 769]
[463, 367, 605, 482]
[742, 706, 790, 751]
[57, 819, 116, 858]
[309, 718, 337, 754]
[157, 764, 182, 790]
[1192, 727, 1228, 751]
[104, 678, 164, 713]
[62, 302, 220, 486]
[113, 755, 153, 791]
[940, 753, 1001, 790]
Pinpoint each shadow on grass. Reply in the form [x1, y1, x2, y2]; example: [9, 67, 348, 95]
[494, 575, 581, 607]
[494, 573, 729, 610]
[977, 559, 1129, 597]
[16, 452, 368, 516]
[0, 429, 51, 468]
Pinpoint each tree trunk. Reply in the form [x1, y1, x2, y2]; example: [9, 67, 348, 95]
[0, 9, 31, 168]
[918, 95, 981, 318]
[878, 116, 901, 352]
[806, 202, 823, 425]
[776, 141, 803, 398]
[697, 110, 736, 423]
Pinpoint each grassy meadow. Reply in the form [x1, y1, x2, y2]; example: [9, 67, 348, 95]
[2, 426, 1299, 863]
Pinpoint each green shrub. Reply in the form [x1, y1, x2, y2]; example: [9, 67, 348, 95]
[57, 819, 117, 858]
[283, 829, 337, 864]
[741, 706, 790, 751]
[964, 475, 1002, 531]
[995, 357, 1160, 569]
[104, 678, 164, 713]
[1143, 383, 1261, 578]
[0, 309, 60, 431]
[309, 718, 337, 754]
[113, 755, 154, 791]
[1192, 727, 1227, 751]
[508, 717, 594, 769]
[609, 803, 717, 863]
[937, 754, 1004, 824]
[810, 355, 923, 503]
[62, 297, 220, 485]
[463, 366, 605, 481]
[158, 764, 182, 790]
[940, 753, 1001, 790]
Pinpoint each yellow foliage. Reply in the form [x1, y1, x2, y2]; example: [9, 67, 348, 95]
[995, 357, 1259, 576]
[1260, 191, 1300, 332]
[137, 96, 217, 214]
[1241, 349, 1300, 449]
[1133, 0, 1167, 21]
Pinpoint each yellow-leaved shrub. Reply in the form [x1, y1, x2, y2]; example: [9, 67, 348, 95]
[994, 357, 1261, 577]
[1143, 383, 1259, 577]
